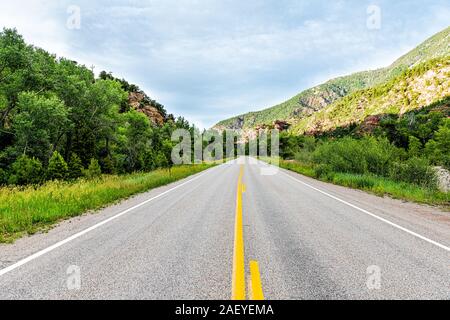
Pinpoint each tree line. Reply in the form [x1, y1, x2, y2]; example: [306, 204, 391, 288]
[0, 28, 194, 186]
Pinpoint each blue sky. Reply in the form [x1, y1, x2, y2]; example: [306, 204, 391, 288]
[0, 0, 449, 128]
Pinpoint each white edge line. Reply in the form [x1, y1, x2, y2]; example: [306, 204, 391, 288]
[258, 159, 450, 253]
[0, 166, 218, 277]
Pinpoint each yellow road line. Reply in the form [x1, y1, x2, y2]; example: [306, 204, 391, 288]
[232, 164, 265, 300]
[249, 261, 264, 300]
[232, 165, 246, 300]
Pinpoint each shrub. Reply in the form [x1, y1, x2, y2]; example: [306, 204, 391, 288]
[84, 158, 102, 179]
[292, 136, 316, 164]
[47, 151, 68, 181]
[154, 152, 169, 169]
[390, 157, 437, 189]
[425, 119, 450, 169]
[408, 136, 422, 157]
[314, 164, 334, 180]
[312, 136, 399, 177]
[67, 153, 84, 180]
[100, 155, 115, 174]
[0, 168, 7, 185]
[8, 155, 43, 185]
[313, 137, 367, 174]
[363, 136, 399, 177]
[294, 150, 313, 164]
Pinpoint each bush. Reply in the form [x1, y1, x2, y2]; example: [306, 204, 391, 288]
[154, 152, 169, 169]
[84, 158, 102, 179]
[100, 155, 115, 174]
[390, 157, 437, 189]
[292, 136, 316, 164]
[425, 119, 450, 169]
[0, 168, 7, 185]
[67, 153, 84, 180]
[363, 136, 399, 177]
[312, 137, 366, 174]
[312, 136, 399, 177]
[8, 155, 43, 185]
[314, 164, 334, 180]
[408, 136, 422, 157]
[47, 151, 68, 181]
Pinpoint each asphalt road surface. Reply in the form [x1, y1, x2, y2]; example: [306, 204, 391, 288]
[0, 158, 449, 299]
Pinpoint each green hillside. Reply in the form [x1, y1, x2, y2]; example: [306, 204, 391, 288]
[214, 26, 450, 130]
[292, 56, 450, 134]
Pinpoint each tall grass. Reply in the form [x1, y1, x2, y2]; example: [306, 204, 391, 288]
[0, 164, 214, 243]
[273, 159, 449, 208]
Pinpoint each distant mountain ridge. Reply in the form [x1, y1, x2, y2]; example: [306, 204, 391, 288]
[293, 56, 449, 135]
[213, 26, 450, 132]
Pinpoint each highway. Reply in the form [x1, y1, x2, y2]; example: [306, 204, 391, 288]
[0, 158, 449, 299]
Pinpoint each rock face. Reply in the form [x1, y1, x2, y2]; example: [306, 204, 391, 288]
[128, 92, 165, 126]
[294, 87, 348, 117]
[274, 120, 290, 131]
[357, 115, 382, 134]
[434, 166, 450, 193]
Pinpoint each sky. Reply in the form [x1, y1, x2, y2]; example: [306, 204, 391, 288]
[0, 1, 449, 129]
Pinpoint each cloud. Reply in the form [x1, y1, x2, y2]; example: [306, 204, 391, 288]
[1, 0, 449, 128]
[0, 1, 70, 56]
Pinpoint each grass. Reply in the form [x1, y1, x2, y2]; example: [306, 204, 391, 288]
[0, 164, 215, 243]
[261, 158, 450, 208]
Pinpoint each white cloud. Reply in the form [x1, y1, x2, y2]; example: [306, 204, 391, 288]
[0, 1, 70, 57]
[1, 0, 449, 129]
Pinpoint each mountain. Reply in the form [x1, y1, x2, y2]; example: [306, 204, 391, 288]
[213, 26, 450, 132]
[98, 71, 171, 126]
[293, 56, 449, 135]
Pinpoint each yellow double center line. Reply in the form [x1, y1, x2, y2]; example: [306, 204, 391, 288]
[232, 164, 265, 300]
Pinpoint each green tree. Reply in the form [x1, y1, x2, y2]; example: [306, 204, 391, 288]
[100, 155, 115, 175]
[47, 151, 68, 181]
[8, 155, 43, 185]
[117, 110, 152, 172]
[408, 136, 422, 157]
[12, 92, 69, 163]
[0, 28, 183, 183]
[84, 158, 102, 179]
[67, 153, 84, 180]
[0, 168, 7, 185]
[154, 151, 169, 169]
[162, 140, 174, 170]
[425, 119, 450, 168]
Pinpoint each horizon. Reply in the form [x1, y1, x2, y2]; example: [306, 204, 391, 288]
[0, 1, 449, 129]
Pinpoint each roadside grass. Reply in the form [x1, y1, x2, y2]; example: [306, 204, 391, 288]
[0, 164, 215, 243]
[261, 157, 450, 208]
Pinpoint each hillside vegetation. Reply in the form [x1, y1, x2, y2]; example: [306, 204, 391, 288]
[214, 26, 450, 131]
[292, 57, 450, 134]
[271, 98, 450, 207]
[0, 28, 196, 187]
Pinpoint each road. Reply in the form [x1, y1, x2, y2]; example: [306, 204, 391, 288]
[0, 158, 449, 299]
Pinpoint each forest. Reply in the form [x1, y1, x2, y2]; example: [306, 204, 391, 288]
[0, 28, 194, 186]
